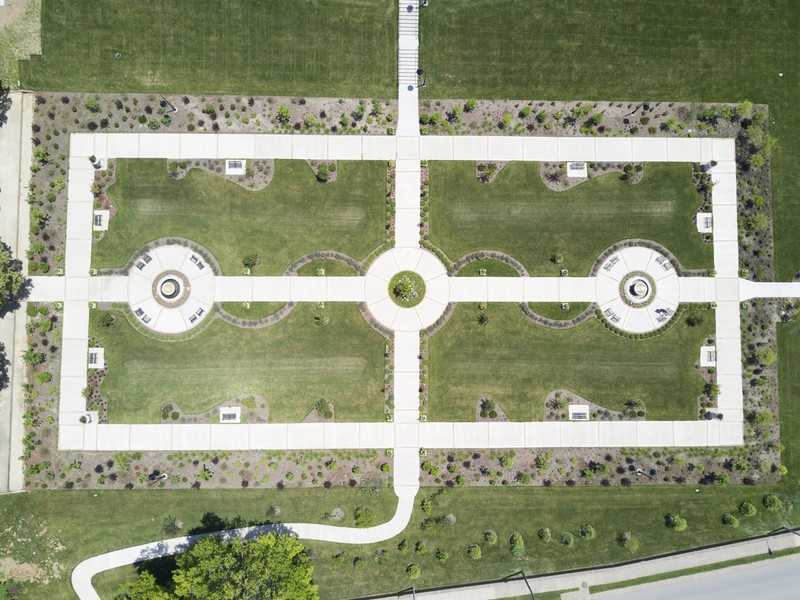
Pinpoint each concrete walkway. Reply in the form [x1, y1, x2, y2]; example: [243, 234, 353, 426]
[0, 91, 32, 493]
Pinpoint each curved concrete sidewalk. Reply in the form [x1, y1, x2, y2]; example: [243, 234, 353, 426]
[72, 486, 417, 600]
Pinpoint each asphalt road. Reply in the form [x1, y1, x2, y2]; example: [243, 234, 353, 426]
[597, 553, 800, 600]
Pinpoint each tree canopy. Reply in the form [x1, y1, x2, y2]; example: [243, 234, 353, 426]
[173, 534, 317, 599]
[117, 533, 318, 600]
[0, 243, 25, 309]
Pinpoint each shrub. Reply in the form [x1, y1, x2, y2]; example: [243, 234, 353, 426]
[739, 501, 757, 517]
[277, 105, 291, 123]
[579, 524, 596, 539]
[665, 513, 688, 531]
[242, 254, 260, 269]
[755, 347, 777, 367]
[467, 544, 482, 560]
[560, 532, 575, 547]
[515, 472, 531, 485]
[499, 455, 513, 469]
[465, 99, 477, 112]
[398, 539, 408, 554]
[618, 531, 639, 552]
[99, 312, 114, 327]
[510, 532, 525, 557]
[537, 527, 552, 543]
[721, 513, 740, 528]
[763, 494, 783, 512]
[405, 563, 421, 579]
[354, 507, 374, 528]
[85, 98, 100, 112]
[484, 530, 498, 545]
[316, 163, 330, 183]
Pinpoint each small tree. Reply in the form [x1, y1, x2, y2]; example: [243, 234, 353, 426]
[665, 513, 688, 531]
[484, 530, 498, 545]
[99, 312, 114, 327]
[467, 544, 482, 560]
[115, 570, 171, 600]
[739, 501, 757, 517]
[721, 513, 740, 528]
[579, 524, 596, 539]
[242, 254, 260, 270]
[477, 312, 490, 327]
[0, 244, 25, 308]
[510, 532, 525, 556]
[762, 494, 783, 512]
[618, 531, 639, 553]
[755, 346, 777, 367]
[405, 563, 421, 579]
[537, 527, 552, 543]
[33, 146, 51, 164]
[354, 507, 374, 528]
[560, 532, 575, 546]
[22, 348, 44, 366]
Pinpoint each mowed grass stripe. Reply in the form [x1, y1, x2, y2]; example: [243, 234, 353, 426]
[428, 303, 713, 422]
[420, 0, 799, 279]
[94, 159, 386, 275]
[21, 0, 397, 97]
[428, 162, 711, 276]
[92, 303, 386, 424]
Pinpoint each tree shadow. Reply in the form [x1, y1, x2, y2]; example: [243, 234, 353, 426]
[132, 513, 298, 589]
[0, 85, 10, 128]
[0, 343, 9, 391]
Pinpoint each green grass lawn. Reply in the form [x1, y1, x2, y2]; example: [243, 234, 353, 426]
[89, 483, 794, 600]
[420, 0, 799, 279]
[219, 302, 286, 320]
[428, 162, 711, 275]
[428, 304, 713, 421]
[94, 159, 386, 275]
[91, 304, 386, 423]
[0, 487, 398, 600]
[20, 0, 396, 97]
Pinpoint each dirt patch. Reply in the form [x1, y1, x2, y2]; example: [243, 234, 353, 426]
[540, 161, 642, 191]
[0, 0, 41, 85]
[544, 389, 645, 422]
[476, 397, 509, 422]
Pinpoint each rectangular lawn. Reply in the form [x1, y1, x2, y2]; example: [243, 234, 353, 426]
[94, 159, 387, 275]
[428, 303, 713, 421]
[428, 162, 711, 275]
[21, 0, 397, 97]
[91, 303, 386, 423]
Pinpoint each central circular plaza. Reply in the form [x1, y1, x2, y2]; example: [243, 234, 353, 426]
[127, 244, 216, 334]
[365, 248, 449, 332]
[594, 246, 680, 333]
[388, 271, 426, 307]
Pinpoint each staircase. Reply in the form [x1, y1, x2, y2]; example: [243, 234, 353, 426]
[398, 1, 419, 87]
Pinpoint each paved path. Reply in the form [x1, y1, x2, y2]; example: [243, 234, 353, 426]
[0, 91, 32, 493]
[368, 529, 800, 599]
[595, 552, 800, 600]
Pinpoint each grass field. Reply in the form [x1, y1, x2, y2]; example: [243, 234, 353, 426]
[428, 162, 711, 275]
[428, 303, 713, 421]
[0, 487, 398, 600]
[94, 159, 386, 275]
[91, 303, 386, 423]
[420, 0, 800, 279]
[19, 0, 396, 97]
[89, 483, 793, 600]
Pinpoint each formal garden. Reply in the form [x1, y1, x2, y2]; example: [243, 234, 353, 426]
[1, 0, 799, 598]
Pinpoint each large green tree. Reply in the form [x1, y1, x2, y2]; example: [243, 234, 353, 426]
[115, 571, 172, 600]
[172, 533, 318, 600]
[0, 243, 25, 309]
